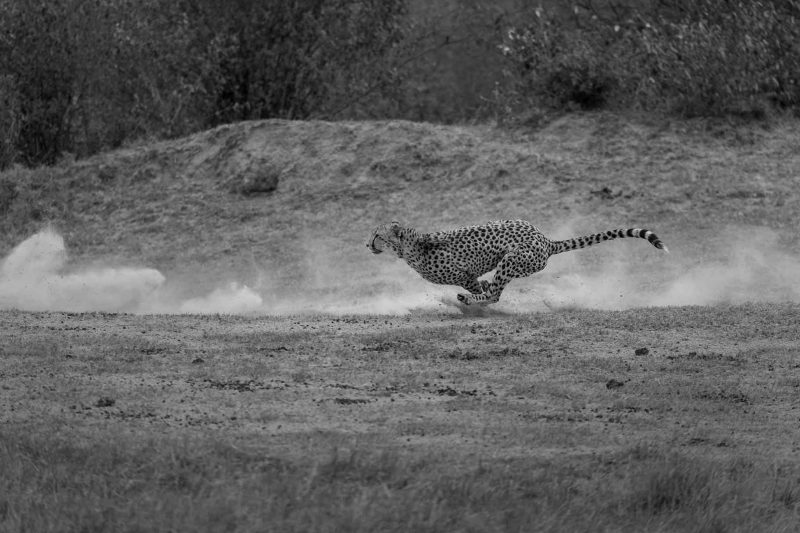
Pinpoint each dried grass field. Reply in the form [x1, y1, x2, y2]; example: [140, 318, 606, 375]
[2, 114, 800, 531]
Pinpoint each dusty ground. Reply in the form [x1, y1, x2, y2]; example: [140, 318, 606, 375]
[3, 304, 800, 459]
[2, 113, 800, 531]
[2, 304, 800, 531]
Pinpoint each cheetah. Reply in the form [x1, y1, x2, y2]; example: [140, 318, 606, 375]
[367, 220, 668, 305]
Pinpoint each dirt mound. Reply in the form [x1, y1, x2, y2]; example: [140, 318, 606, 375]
[1, 114, 800, 313]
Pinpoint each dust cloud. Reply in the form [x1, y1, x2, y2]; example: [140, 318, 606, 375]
[0, 229, 262, 315]
[515, 224, 800, 311]
[1, 227, 797, 315]
[0, 229, 444, 315]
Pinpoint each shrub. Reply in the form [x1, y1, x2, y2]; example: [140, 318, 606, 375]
[0, 0, 408, 167]
[0, 74, 19, 168]
[494, 0, 800, 119]
[0, 0, 205, 166]
[174, 0, 409, 124]
[0, 2, 75, 165]
[499, 10, 620, 112]
[631, 1, 800, 117]
[0, 176, 17, 216]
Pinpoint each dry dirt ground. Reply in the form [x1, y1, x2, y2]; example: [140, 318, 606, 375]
[2, 305, 800, 531]
[2, 113, 800, 531]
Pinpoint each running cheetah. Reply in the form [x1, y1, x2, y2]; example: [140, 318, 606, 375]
[367, 220, 667, 305]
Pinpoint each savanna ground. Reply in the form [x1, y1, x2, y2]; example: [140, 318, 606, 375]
[2, 113, 800, 531]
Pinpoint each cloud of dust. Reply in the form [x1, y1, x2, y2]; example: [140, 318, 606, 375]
[178, 283, 263, 314]
[0, 229, 263, 315]
[0, 229, 165, 313]
[504, 223, 800, 311]
[0, 229, 448, 315]
[1, 226, 797, 316]
[252, 236, 451, 315]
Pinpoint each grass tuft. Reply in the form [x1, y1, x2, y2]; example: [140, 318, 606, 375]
[634, 455, 714, 514]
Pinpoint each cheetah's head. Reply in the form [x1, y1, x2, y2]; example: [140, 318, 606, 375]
[367, 222, 405, 257]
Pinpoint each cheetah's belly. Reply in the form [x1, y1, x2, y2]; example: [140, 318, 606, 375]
[410, 246, 505, 284]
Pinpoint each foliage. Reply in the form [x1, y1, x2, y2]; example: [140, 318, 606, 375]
[494, 0, 800, 120]
[0, 0, 206, 166]
[3, 0, 800, 167]
[379, 0, 511, 123]
[0, 75, 19, 169]
[0, 0, 408, 167]
[632, 1, 800, 117]
[498, 11, 625, 113]
[184, 0, 407, 124]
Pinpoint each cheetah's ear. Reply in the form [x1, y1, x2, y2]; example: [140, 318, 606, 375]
[389, 221, 402, 236]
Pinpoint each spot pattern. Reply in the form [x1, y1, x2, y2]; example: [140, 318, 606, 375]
[367, 220, 668, 305]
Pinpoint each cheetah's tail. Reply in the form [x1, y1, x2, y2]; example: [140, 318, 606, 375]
[549, 228, 669, 255]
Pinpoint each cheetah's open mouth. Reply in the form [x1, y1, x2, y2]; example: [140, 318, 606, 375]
[368, 234, 385, 254]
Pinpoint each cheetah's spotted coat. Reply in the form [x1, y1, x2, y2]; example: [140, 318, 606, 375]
[367, 220, 668, 305]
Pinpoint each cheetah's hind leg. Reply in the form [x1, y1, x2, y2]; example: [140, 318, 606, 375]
[457, 248, 545, 305]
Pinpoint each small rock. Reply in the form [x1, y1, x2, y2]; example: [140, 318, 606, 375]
[97, 164, 117, 182]
[191, 357, 204, 364]
[231, 164, 280, 195]
[333, 398, 369, 405]
[96, 397, 115, 408]
[635, 347, 649, 356]
[606, 379, 625, 390]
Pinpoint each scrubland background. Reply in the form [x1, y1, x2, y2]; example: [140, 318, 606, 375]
[2, 0, 800, 169]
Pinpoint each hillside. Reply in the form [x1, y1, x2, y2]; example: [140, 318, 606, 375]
[1, 114, 800, 313]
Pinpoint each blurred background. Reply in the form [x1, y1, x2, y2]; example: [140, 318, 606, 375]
[2, 0, 798, 169]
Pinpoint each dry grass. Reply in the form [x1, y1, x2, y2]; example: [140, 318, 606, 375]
[2, 305, 800, 532]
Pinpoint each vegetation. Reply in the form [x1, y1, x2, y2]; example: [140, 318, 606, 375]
[0, 0, 407, 167]
[496, 0, 800, 120]
[2, 0, 800, 167]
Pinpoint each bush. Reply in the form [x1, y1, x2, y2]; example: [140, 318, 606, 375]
[495, 0, 800, 119]
[187, 0, 407, 124]
[0, 0, 205, 166]
[0, 0, 408, 167]
[0, 74, 19, 168]
[3, 0, 800, 168]
[0, 1, 75, 165]
[499, 13, 623, 112]
[632, 1, 800, 117]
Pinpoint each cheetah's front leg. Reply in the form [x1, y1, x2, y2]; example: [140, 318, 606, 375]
[457, 277, 508, 305]
[456, 249, 544, 305]
[461, 278, 490, 295]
